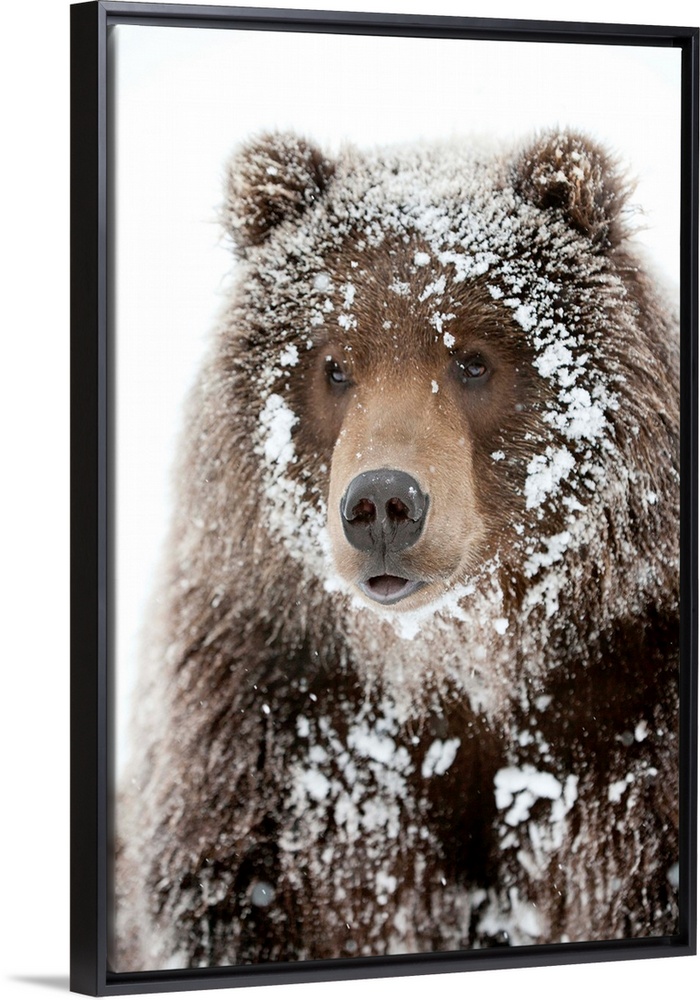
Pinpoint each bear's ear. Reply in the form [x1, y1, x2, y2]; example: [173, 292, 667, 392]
[513, 131, 633, 250]
[223, 131, 335, 251]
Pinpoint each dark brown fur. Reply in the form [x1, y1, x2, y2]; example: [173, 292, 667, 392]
[113, 130, 679, 970]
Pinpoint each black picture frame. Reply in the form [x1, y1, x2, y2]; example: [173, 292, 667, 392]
[71, 2, 699, 995]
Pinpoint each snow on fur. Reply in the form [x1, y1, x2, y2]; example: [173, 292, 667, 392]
[113, 129, 680, 971]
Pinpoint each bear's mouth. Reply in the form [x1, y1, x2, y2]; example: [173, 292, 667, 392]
[361, 575, 425, 606]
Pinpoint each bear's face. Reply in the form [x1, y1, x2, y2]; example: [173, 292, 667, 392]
[307, 240, 541, 611]
[224, 131, 637, 616]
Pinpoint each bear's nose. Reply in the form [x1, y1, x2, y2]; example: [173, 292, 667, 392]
[340, 469, 429, 553]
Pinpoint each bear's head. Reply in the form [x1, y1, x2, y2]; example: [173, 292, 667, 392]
[219, 130, 675, 626]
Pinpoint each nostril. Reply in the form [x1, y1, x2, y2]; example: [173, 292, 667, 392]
[386, 497, 410, 522]
[350, 498, 376, 524]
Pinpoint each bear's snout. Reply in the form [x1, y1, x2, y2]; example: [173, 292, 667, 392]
[340, 468, 429, 554]
[339, 468, 430, 606]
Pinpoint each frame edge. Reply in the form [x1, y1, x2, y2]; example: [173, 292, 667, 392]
[71, 1, 109, 995]
[70, 3, 699, 994]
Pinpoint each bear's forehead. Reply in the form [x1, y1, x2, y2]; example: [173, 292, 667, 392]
[254, 191, 585, 361]
[254, 145, 583, 315]
[302, 245, 516, 364]
[322, 149, 517, 250]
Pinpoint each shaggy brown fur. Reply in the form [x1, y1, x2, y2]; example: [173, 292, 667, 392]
[113, 129, 679, 971]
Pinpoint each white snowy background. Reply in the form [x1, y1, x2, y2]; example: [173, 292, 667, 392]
[1, 1, 697, 999]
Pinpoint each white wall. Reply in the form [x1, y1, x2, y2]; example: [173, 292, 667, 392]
[1, 1, 697, 999]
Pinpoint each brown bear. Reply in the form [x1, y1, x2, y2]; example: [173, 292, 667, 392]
[113, 129, 680, 972]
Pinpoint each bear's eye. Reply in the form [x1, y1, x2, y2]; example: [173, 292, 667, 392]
[324, 357, 352, 390]
[453, 354, 491, 386]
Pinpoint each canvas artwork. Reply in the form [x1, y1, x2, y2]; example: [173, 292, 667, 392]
[106, 18, 684, 977]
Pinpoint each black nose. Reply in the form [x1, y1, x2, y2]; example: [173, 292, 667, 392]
[340, 469, 429, 553]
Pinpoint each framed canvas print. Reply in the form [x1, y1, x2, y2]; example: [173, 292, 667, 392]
[70, 2, 699, 995]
